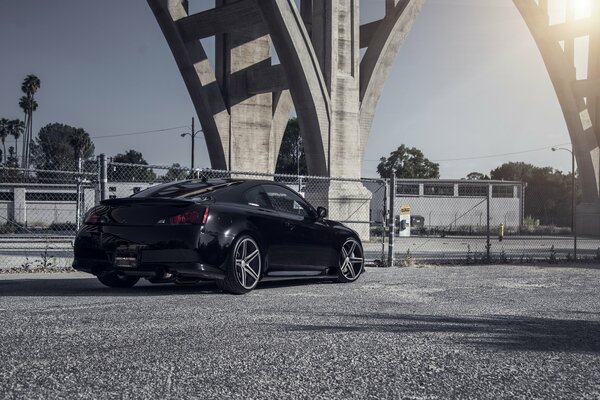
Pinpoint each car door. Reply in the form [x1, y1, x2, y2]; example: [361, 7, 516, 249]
[261, 184, 334, 272]
[242, 185, 284, 259]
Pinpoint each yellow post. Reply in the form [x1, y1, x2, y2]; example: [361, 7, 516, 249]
[499, 224, 504, 242]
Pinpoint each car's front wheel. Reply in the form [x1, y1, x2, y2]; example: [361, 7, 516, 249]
[217, 235, 262, 294]
[335, 238, 364, 283]
[97, 272, 140, 288]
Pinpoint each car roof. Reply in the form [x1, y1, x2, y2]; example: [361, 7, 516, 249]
[132, 178, 291, 200]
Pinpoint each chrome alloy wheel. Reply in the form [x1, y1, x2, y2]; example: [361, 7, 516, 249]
[234, 237, 261, 290]
[339, 239, 364, 281]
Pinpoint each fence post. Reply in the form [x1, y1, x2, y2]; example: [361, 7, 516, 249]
[99, 153, 108, 201]
[75, 157, 82, 230]
[486, 189, 491, 262]
[387, 170, 396, 267]
[381, 180, 387, 263]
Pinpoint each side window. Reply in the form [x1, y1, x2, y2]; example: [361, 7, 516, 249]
[263, 185, 310, 217]
[245, 186, 272, 208]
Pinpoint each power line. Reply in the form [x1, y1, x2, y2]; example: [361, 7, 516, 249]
[364, 142, 572, 163]
[91, 125, 189, 139]
[432, 143, 571, 162]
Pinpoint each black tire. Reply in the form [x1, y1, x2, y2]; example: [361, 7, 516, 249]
[97, 272, 140, 288]
[335, 237, 364, 283]
[217, 235, 262, 294]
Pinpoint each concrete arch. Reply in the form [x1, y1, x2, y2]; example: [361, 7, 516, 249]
[148, 0, 293, 173]
[359, 0, 425, 157]
[148, 0, 229, 170]
[514, 0, 600, 232]
[149, 0, 422, 177]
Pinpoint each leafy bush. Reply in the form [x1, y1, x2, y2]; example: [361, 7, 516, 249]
[0, 223, 17, 234]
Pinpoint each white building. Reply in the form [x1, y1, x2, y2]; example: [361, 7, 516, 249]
[367, 179, 524, 231]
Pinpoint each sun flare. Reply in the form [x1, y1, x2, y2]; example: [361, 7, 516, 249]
[573, 0, 592, 20]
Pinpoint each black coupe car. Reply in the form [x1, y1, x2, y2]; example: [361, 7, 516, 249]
[73, 179, 365, 294]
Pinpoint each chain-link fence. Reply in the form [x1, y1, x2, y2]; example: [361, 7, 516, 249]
[1, 157, 598, 271]
[387, 178, 597, 264]
[0, 165, 97, 271]
[0, 157, 386, 271]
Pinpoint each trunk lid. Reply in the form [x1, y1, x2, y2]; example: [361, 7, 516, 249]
[93, 198, 204, 226]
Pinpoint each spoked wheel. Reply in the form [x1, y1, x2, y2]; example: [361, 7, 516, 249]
[335, 238, 364, 283]
[97, 272, 140, 288]
[217, 235, 262, 294]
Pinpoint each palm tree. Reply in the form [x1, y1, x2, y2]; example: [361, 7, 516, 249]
[19, 74, 40, 168]
[9, 119, 25, 161]
[0, 118, 9, 164]
[69, 129, 93, 168]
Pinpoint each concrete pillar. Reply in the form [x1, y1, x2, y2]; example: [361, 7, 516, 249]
[312, 1, 362, 178]
[13, 188, 26, 226]
[306, 1, 371, 238]
[216, 1, 274, 172]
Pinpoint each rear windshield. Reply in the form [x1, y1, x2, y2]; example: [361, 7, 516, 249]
[132, 180, 240, 199]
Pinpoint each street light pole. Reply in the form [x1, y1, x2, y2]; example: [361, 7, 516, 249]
[181, 117, 203, 171]
[552, 147, 577, 259]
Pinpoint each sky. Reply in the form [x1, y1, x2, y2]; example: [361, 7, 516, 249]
[0, 0, 585, 179]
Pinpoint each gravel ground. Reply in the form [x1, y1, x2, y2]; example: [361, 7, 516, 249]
[1, 265, 600, 399]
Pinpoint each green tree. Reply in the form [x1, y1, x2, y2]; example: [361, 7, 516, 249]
[110, 150, 157, 182]
[275, 118, 307, 175]
[19, 74, 40, 168]
[164, 163, 189, 181]
[377, 145, 440, 179]
[490, 161, 575, 227]
[6, 146, 18, 167]
[466, 171, 489, 180]
[34, 123, 95, 170]
[69, 130, 94, 160]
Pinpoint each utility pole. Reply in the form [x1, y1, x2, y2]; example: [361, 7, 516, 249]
[571, 149, 577, 259]
[191, 117, 195, 170]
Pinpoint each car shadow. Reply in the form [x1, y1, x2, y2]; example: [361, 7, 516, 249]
[0, 276, 335, 297]
[278, 312, 600, 354]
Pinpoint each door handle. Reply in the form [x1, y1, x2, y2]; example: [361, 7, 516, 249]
[284, 221, 295, 230]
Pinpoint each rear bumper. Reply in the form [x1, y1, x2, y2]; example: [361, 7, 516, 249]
[73, 248, 226, 280]
[73, 259, 226, 280]
[72, 225, 232, 280]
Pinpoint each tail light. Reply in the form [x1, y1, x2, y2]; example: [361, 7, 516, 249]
[84, 212, 101, 225]
[84, 207, 107, 225]
[167, 207, 209, 225]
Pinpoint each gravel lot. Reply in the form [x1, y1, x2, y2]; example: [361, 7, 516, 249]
[1, 265, 600, 399]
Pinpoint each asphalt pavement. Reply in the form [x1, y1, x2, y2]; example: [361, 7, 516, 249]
[1, 265, 600, 399]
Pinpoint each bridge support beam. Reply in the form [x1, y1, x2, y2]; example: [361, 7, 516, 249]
[148, 0, 292, 173]
[515, 0, 600, 235]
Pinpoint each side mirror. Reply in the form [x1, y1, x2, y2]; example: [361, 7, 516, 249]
[317, 206, 328, 219]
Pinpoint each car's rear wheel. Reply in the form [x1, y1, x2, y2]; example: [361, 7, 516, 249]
[217, 235, 262, 294]
[335, 238, 364, 283]
[97, 272, 140, 288]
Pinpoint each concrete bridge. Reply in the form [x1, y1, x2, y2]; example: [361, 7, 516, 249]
[148, 0, 600, 235]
